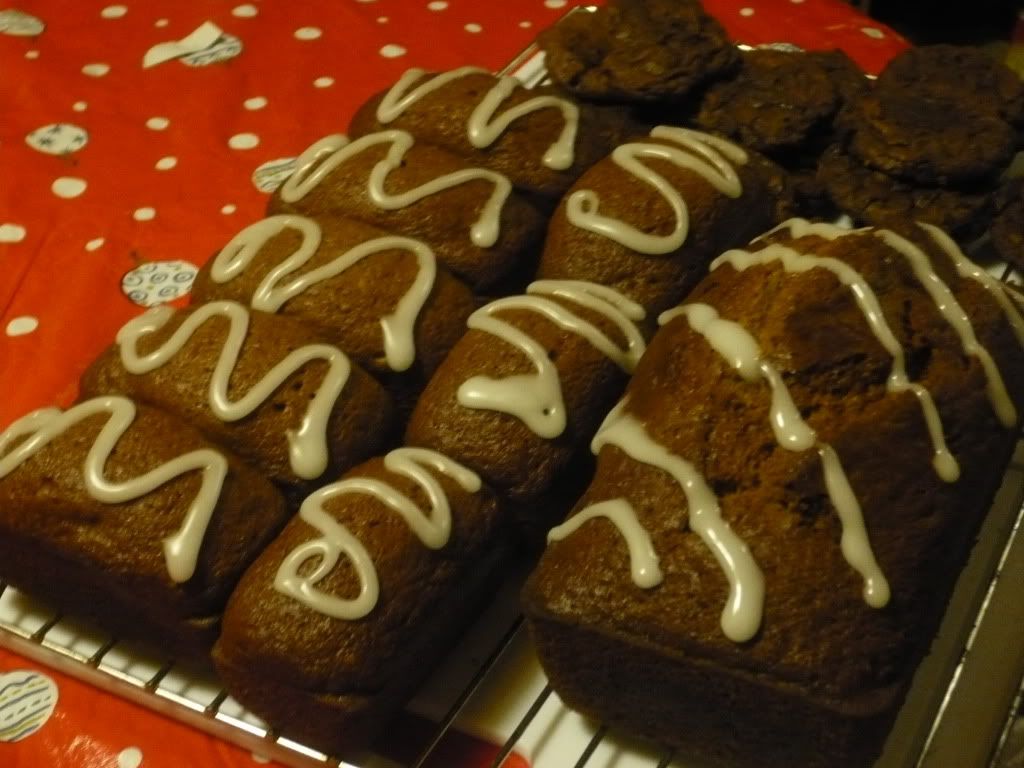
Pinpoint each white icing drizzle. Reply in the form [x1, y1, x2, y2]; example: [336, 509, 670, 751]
[877, 228, 1017, 427]
[212, 215, 437, 372]
[565, 126, 747, 255]
[658, 303, 890, 608]
[548, 498, 663, 588]
[116, 300, 351, 480]
[376, 66, 580, 170]
[760, 217, 866, 242]
[920, 222, 1024, 351]
[273, 447, 481, 619]
[0, 396, 227, 583]
[279, 130, 513, 248]
[712, 243, 961, 482]
[457, 280, 647, 439]
[591, 399, 765, 642]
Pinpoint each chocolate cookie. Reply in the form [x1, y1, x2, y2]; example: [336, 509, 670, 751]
[841, 88, 1017, 185]
[877, 44, 1024, 131]
[818, 144, 992, 236]
[696, 49, 839, 153]
[538, 0, 738, 103]
[992, 178, 1024, 268]
[808, 49, 870, 106]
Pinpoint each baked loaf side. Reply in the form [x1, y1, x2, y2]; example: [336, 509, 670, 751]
[522, 220, 1024, 768]
[406, 280, 647, 512]
[190, 214, 477, 387]
[81, 301, 397, 501]
[267, 130, 548, 292]
[212, 448, 504, 755]
[537, 126, 779, 316]
[348, 67, 637, 201]
[0, 397, 289, 658]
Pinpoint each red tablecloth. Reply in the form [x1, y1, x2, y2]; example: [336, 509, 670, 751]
[0, 2, 907, 767]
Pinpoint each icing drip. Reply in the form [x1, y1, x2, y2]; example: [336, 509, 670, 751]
[548, 498, 663, 588]
[117, 300, 351, 480]
[591, 399, 765, 642]
[376, 66, 580, 170]
[0, 396, 227, 583]
[457, 280, 647, 439]
[877, 229, 1016, 427]
[212, 215, 437, 372]
[279, 130, 513, 248]
[273, 448, 481, 619]
[920, 222, 1024, 352]
[712, 243, 961, 482]
[565, 126, 747, 255]
[658, 303, 890, 608]
[761, 217, 866, 242]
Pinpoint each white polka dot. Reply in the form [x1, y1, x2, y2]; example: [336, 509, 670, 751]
[377, 16, 388, 23]
[72, 101, 87, 112]
[155, 18, 169, 27]
[232, 4, 258, 18]
[133, 207, 156, 222]
[251, 754, 271, 765]
[229, 132, 260, 150]
[313, 76, 334, 89]
[790, 0, 805, 4]
[739, 7, 755, 16]
[519, 21, 532, 28]
[464, 23, 482, 33]
[357, 0, 376, 3]
[379, 44, 406, 58]
[244, 96, 267, 110]
[101, 5, 127, 18]
[25, 50, 39, 59]
[86, 237, 105, 251]
[51, 177, 87, 199]
[155, 156, 177, 170]
[0, 224, 27, 243]
[146, 116, 169, 130]
[221, 204, 237, 215]
[861, 26, 885, 39]
[82, 63, 110, 77]
[544, 0, 567, 7]
[427, 1, 448, 9]
[6, 317, 39, 337]
[294, 26, 322, 41]
[117, 747, 143, 768]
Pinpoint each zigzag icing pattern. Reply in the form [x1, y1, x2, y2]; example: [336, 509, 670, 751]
[0, 396, 227, 583]
[211, 215, 437, 372]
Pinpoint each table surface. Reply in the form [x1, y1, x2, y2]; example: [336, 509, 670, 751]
[0, 2, 915, 767]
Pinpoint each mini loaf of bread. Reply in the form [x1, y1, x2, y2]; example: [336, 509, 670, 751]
[268, 129, 548, 291]
[190, 214, 476, 400]
[81, 301, 396, 500]
[212, 447, 504, 755]
[0, 396, 289, 658]
[406, 279, 647, 511]
[523, 219, 1024, 768]
[348, 67, 638, 202]
[537, 126, 780, 316]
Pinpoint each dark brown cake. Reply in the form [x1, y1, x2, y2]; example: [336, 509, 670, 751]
[405, 280, 647, 510]
[347, 68, 639, 202]
[877, 44, 1024, 131]
[537, 126, 780, 316]
[190, 214, 476, 388]
[81, 301, 396, 500]
[212, 448, 505, 755]
[522, 219, 1024, 768]
[695, 49, 840, 155]
[538, 0, 738, 103]
[818, 144, 993, 237]
[267, 130, 548, 292]
[839, 87, 1016, 185]
[0, 396, 289, 659]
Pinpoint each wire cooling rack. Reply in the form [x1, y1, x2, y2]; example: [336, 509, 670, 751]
[4, 21, 1024, 768]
